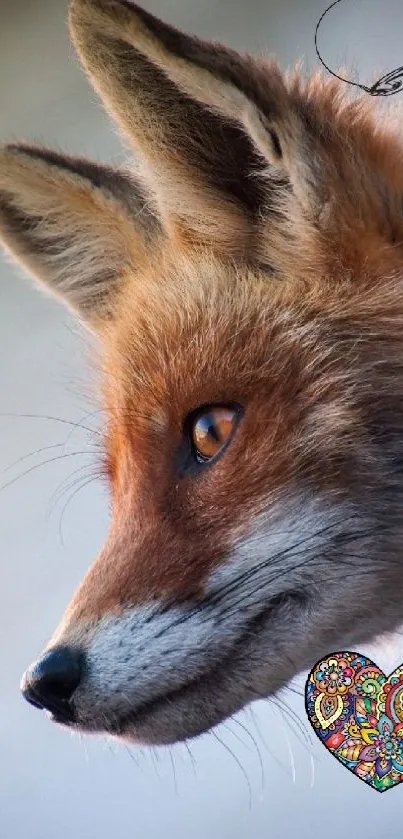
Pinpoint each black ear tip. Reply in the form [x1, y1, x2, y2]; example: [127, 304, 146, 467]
[4, 144, 52, 162]
[2, 143, 33, 160]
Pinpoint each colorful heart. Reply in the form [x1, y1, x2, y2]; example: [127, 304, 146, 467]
[305, 651, 403, 792]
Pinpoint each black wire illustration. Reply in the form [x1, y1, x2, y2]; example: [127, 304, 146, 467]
[315, 0, 403, 96]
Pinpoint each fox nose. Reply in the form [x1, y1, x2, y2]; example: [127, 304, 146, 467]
[20, 646, 82, 721]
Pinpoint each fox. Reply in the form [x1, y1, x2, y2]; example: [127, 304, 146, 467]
[1, 0, 403, 747]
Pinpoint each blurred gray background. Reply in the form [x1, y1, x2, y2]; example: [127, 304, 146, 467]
[1, 1, 403, 836]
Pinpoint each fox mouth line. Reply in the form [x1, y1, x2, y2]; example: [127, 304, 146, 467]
[46, 589, 308, 736]
[103, 588, 309, 738]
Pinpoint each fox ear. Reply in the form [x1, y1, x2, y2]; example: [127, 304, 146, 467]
[69, 0, 296, 254]
[0, 145, 159, 327]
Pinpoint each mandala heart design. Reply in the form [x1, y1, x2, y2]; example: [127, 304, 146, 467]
[305, 652, 403, 792]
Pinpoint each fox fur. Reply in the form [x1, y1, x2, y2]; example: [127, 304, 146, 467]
[2, 0, 403, 744]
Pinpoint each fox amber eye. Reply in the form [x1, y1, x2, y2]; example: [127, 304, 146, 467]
[191, 406, 239, 462]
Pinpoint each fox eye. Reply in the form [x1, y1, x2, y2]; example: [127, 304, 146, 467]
[190, 405, 240, 463]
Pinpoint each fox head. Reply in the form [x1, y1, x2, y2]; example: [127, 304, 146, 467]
[2, 0, 403, 746]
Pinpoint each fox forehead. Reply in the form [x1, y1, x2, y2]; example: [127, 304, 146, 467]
[100, 256, 298, 475]
[102, 248, 317, 418]
[103, 256, 263, 444]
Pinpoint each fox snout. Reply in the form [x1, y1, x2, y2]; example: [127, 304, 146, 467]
[4, 0, 403, 746]
[19, 495, 403, 745]
[19, 497, 333, 743]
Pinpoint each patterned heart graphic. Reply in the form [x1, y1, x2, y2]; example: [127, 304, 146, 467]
[305, 652, 403, 792]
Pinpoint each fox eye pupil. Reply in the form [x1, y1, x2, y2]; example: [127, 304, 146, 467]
[191, 406, 238, 462]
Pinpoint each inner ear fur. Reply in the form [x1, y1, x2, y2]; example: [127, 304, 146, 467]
[0, 144, 160, 325]
[69, 0, 293, 254]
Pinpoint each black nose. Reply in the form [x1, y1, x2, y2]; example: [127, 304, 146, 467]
[21, 646, 81, 723]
